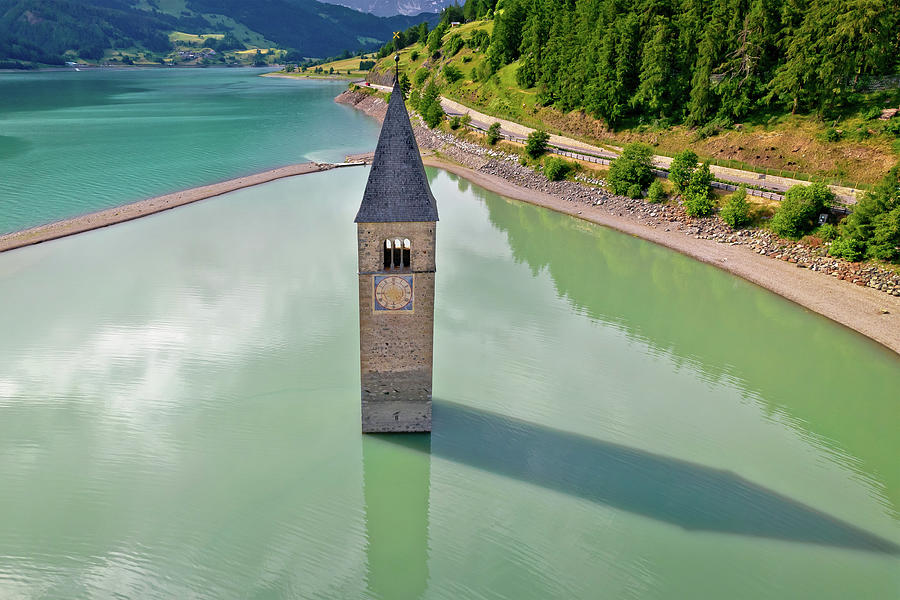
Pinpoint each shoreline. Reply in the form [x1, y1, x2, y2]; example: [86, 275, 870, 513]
[333, 89, 900, 356]
[1, 86, 896, 355]
[0, 162, 360, 254]
[422, 154, 900, 356]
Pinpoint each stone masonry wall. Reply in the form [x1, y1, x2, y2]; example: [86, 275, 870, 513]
[358, 220, 436, 432]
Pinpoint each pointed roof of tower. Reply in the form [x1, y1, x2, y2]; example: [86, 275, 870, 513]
[354, 73, 439, 223]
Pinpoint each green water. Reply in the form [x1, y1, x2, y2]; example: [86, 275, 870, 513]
[1, 71, 899, 598]
[0, 167, 898, 598]
[0, 68, 380, 234]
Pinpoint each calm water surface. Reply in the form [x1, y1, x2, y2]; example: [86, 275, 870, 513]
[0, 168, 898, 599]
[0, 68, 380, 233]
[0, 71, 899, 599]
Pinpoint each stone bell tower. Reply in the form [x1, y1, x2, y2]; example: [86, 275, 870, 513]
[355, 67, 438, 433]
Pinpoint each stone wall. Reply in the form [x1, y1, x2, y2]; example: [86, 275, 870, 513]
[357, 221, 437, 432]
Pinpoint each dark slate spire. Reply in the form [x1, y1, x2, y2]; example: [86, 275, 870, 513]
[354, 68, 439, 223]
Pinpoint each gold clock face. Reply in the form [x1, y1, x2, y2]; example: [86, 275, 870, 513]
[374, 275, 413, 311]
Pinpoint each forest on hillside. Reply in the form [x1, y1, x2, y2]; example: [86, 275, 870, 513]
[0, 0, 438, 65]
[463, 0, 900, 127]
[0, 0, 195, 63]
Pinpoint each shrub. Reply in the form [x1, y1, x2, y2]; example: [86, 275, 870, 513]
[647, 179, 666, 203]
[607, 143, 654, 196]
[829, 236, 866, 261]
[720, 185, 751, 228]
[427, 25, 445, 53]
[770, 182, 834, 239]
[627, 183, 643, 199]
[446, 34, 464, 56]
[449, 115, 461, 129]
[359, 60, 375, 70]
[443, 64, 463, 83]
[669, 149, 698, 193]
[823, 127, 842, 142]
[525, 130, 550, 159]
[409, 89, 420, 110]
[466, 29, 490, 50]
[815, 222, 838, 241]
[862, 107, 881, 120]
[544, 157, 573, 181]
[414, 68, 428, 86]
[866, 207, 900, 261]
[487, 122, 501, 145]
[682, 162, 715, 217]
[409, 50, 419, 62]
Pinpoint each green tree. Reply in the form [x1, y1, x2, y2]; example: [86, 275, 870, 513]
[770, 182, 833, 238]
[419, 80, 444, 128]
[486, 0, 527, 70]
[544, 157, 573, 181]
[647, 179, 666, 203]
[632, 16, 675, 117]
[720, 185, 751, 228]
[607, 142, 654, 195]
[669, 149, 699, 193]
[443, 64, 463, 83]
[486, 122, 502, 144]
[399, 72, 411, 96]
[682, 162, 715, 217]
[525, 130, 550, 159]
[831, 165, 900, 261]
[427, 24, 447, 54]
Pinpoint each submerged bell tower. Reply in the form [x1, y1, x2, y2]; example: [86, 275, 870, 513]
[355, 65, 438, 433]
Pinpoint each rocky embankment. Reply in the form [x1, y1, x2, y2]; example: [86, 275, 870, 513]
[336, 89, 900, 298]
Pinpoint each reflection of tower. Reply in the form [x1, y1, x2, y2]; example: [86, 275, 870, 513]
[363, 435, 431, 599]
[355, 73, 439, 433]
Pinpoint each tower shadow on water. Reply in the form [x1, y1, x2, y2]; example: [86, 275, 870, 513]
[379, 401, 899, 555]
[363, 434, 431, 599]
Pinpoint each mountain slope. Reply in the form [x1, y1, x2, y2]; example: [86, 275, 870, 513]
[0, 0, 438, 64]
[185, 0, 438, 56]
[0, 0, 193, 63]
[317, 0, 453, 17]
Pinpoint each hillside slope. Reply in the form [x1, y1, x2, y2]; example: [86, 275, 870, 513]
[318, 0, 452, 17]
[367, 14, 900, 187]
[0, 0, 438, 64]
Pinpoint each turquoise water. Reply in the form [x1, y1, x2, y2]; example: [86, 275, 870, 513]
[0, 71, 898, 598]
[0, 68, 380, 233]
[0, 167, 897, 598]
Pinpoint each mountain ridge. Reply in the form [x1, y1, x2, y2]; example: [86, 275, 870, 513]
[0, 0, 439, 64]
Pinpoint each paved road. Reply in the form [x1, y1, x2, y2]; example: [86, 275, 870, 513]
[354, 81, 855, 205]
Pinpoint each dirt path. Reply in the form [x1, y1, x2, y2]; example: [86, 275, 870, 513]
[0, 162, 361, 254]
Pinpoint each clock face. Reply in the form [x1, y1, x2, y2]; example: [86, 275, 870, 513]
[374, 275, 413, 311]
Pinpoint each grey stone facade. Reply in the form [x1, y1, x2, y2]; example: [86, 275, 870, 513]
[356, 76, 437, 433]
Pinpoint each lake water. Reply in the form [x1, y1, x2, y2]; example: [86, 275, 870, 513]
[0, 68, 379, 234]
[0, 71, 898, 599]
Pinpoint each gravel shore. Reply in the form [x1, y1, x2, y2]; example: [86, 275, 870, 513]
[336, 89, 900, 355]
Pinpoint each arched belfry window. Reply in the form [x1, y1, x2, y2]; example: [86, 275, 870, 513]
[383, 239, 392, 270]
[382, 238, 412, 270]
